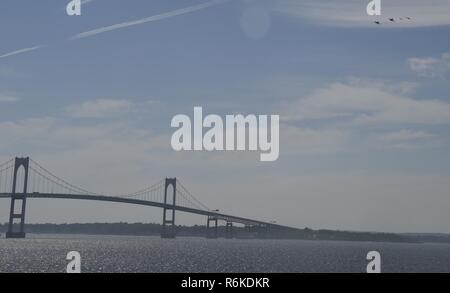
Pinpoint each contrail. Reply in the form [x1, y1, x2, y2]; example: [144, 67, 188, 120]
[0, 0, 228, 60]
[0, 46, 43, 59]
[71, 0, 229, 40]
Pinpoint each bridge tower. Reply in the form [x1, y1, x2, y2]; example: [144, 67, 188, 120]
[161, 178, 177, 238]
[206, 215, 218, 239]
[6, 157, 29, 239]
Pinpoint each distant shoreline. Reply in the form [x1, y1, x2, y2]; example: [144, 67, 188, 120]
[2, 222, 450, 244]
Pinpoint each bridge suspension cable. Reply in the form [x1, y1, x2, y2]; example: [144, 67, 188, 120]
[115, 179, 165, 203]
[1, 157, 297, 235]
[0, 159, 14, 194]
[176, 179, 210, 211]
[28, 159, 100, 196]
[0, 158, 14, 169]
[1, 158, 213, 213]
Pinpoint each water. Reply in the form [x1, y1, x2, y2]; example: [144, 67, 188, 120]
[1, 234, 450, 273]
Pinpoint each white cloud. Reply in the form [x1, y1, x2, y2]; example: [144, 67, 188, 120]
[0, 118, 54, 138]
[0, 117, 170, 196]
[0, 93, 19, 102]
[282, 126, 348, 154]
[281, 79, 450, 150]
[273, 0, 450, 27]
[408, 52, 450, 77]
[284, 81, 450, 125]
[373, 129, 438, 149]
[66, 99, 134, 118]
[379, 129, 434, 142]
[1, 104, 450, 231]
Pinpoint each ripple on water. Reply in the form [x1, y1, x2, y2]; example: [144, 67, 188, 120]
[1, 234, 450, 273]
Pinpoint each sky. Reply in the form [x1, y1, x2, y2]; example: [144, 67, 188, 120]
[1, 0, 450, 233]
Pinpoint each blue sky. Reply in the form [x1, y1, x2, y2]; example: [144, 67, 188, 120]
[1, 0, 450, 233]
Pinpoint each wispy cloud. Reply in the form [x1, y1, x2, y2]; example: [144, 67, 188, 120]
[0, 93, 19, 102]
[274, 0, 450, 27]
[408, 52, 450, 77]
[373, 129, 438, 149]
[66, 99, 135, 118]
[0, 46, 42, 59]
[71, 0, 229, 40]
[284, 80, 450, 125]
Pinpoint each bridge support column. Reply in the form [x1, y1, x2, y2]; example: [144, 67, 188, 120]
[206, 216, 218, 239]
[161, 178, 177, 239]
[6, 157, 29, 239]
[225, 221, 234, 239]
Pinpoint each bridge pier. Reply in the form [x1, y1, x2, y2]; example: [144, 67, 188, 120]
[6, 157, 29, 239]
[206, 215, 218, 239]
[161, 178, 177, 239]
[225, 221, 234, 239]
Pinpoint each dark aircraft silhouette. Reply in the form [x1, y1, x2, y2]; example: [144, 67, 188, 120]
[372, 17, 412, 25]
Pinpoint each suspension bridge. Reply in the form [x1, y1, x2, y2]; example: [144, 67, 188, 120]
[0, 157, 297, 239]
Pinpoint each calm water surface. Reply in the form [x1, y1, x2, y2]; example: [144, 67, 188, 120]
[1, 234, 450, 273]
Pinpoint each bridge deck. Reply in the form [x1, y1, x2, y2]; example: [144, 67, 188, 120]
[0, 193, 298, 231]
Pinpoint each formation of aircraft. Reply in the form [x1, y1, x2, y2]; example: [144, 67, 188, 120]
[374, 17, 412, 25]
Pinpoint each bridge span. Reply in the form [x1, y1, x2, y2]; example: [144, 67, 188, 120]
[0, 157, 299, 239]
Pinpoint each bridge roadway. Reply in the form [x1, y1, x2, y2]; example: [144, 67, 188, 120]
[0, 192, 298, 231]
